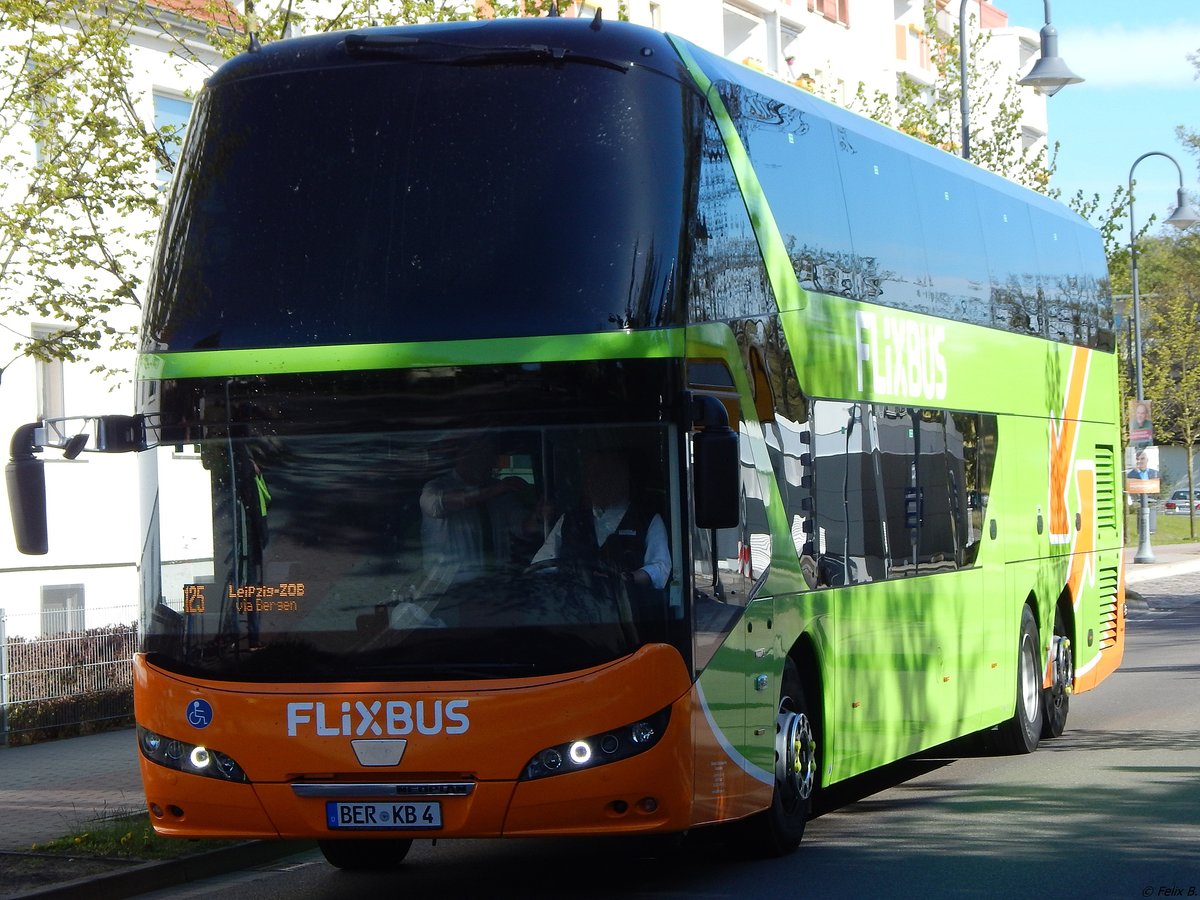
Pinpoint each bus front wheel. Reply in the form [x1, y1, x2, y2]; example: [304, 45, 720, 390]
[318, 838, 413, 870]
[744, 658, 815, 856]
[999, 605, 1044, 754]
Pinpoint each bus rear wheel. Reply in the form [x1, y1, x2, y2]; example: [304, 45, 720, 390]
[998, 605, 1044, 754]
[744, 658, 815, 856]
[318, 838, 413, 870]
[1041, 604, 1071, 739]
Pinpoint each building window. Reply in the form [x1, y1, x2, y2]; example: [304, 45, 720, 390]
[808, 0, 849, 26]
[31, 325, 65, 427]
[153, 92, 193, 183]
[41, 584, 85, 635]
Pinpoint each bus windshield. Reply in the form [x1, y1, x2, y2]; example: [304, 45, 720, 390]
[143, 41, 695, 352]
[141, 361, 685, 682]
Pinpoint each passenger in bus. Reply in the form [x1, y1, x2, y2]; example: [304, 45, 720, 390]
[531, 449, 671, 595]
[420, 435, 535, 585]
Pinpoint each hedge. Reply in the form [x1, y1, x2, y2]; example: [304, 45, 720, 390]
[2, 623, 137, 746]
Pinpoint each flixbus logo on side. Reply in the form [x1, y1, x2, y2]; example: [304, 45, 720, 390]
[286, 700, 470, 737]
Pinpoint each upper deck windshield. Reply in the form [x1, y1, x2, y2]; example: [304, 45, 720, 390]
[143, 32, 696, 352]
[141, 361, 686, 682]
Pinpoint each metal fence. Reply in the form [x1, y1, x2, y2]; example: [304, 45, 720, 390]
[0, 604, 138, 746]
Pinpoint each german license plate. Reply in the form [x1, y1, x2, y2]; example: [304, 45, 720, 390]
[325, 801, 442, 830]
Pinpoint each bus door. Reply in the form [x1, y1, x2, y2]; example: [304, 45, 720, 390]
[690, 421, 776, 822]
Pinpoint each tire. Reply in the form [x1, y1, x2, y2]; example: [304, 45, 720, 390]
[998, 605, 1044, 754]
[1041, 604, 1071, 739]
[318, 838, 413, 871]
[742, 658, 816, 856]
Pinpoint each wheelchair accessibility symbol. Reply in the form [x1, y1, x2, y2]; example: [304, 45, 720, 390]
[186, 699, 213, 729]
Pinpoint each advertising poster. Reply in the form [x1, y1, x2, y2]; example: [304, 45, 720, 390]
[1125, 444, 1160, 495]
[1129, 399, 1154, 447]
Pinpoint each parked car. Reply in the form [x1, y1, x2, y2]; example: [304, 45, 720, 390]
[1161, 489, 1200, 515]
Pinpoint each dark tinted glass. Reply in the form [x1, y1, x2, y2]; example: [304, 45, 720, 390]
[834, 130, 929, 314]
[719, 83, 857, 300]
[145, 59, 697, 351]
[688, 100, 777, 321]
[143, 360, 687, 682]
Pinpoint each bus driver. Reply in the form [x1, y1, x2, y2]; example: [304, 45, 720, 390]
[530, 449, 671, 595]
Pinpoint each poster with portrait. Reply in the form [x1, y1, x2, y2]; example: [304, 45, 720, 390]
[1125, 445, 1160, 495]
[1128, 399, 1154, 447]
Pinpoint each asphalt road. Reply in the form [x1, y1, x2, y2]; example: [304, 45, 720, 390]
[142, 576, 1200, 900]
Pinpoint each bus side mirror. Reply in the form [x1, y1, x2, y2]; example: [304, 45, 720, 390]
[6, 422, 49, 555]
[692, 396, 739, 530]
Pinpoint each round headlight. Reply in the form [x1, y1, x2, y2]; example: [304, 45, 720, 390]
[189, 746, 212, 769]
[630, 721, 656, 744]
[539, 748, 564, 771]
[141, 731, 162, 754]
[568, 741, 592, 765]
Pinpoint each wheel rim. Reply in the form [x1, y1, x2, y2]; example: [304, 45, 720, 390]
[776, 704, 815, 806]
[1050, 635, 1072, 709]
[1018, 631, 1040, 724]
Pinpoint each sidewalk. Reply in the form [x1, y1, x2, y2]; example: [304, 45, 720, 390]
[1123, 540, 1200, 586]
[0, 729, 144, 853]
[2, 543, 1199, 894]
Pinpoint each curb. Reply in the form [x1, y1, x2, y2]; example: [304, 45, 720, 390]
[13, 840, 315, 899]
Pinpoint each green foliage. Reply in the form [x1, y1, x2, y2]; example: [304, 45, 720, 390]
[0, 0, 167, 375]
[1175, 48, 1200, 177]
[3, 689, 135, 744]
[1135, 231, 1200, 534]
[32, 811, 238, 858]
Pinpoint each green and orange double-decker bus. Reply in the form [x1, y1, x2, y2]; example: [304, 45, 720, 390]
[7, 16, 1123, 867]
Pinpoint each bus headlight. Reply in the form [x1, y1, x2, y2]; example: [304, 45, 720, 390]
[521, 708, 670, 781]
[137, 725, 248, 783]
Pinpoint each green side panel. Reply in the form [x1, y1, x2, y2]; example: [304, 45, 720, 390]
[138, 330, 686, 380]
[775, 291, 1119, 421]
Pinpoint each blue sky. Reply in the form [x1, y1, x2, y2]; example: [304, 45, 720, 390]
[1000, 0, 1199, 231]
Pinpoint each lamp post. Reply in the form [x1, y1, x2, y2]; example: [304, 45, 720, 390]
[959, 0, 1082, 161]
[1127, 151, 1200, 564]
[1015, 0, 1084, 97]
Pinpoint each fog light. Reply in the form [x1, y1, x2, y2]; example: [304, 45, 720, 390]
[637, 797, 658, 813]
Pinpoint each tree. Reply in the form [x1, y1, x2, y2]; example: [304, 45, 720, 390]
[0, 0, 167, 377]
[1137, 231, 1200, 536]
[1176, 48, 1200, 174]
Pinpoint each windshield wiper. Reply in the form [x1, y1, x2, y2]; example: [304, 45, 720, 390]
[344, 34, 632, 74]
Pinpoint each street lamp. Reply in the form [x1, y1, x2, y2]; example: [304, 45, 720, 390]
[1016, 0, 1083, 97]
[958, 0, 1082, 160]
[1127, 151, 1200, 564]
